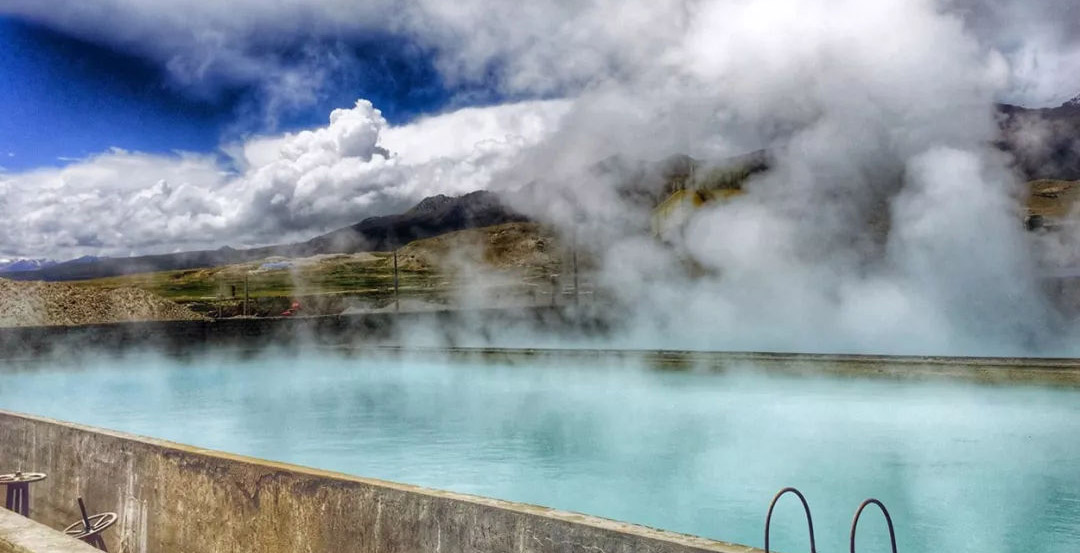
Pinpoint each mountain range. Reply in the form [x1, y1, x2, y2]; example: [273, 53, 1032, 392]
[0, 258, 57, 273]
[7, 191, 526, 281]
[998, 94, 1080, 181]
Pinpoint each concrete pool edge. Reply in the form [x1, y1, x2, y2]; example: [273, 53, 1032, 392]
[0, 508, 101, 553]
[8, 341, 1080, 388]
[331, 346, 1080, 386]
[0, 409, 762, 553]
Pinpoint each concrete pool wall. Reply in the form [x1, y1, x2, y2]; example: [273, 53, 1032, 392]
[0, 307, 607, 360]
[3, 311, 1080, 387]
[0, 410, 759, 553]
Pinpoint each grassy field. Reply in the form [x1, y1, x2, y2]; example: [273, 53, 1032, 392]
[71, 223, 573, 317]
[73, 253, 425, 301]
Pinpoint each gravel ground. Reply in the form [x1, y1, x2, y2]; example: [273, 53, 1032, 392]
[0, 279, 207, 327]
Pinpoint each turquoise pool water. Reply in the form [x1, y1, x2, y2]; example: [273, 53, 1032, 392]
[1, 352, 1077, 552]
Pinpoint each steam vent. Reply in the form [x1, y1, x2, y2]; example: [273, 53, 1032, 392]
[4, 2, 1080, 552]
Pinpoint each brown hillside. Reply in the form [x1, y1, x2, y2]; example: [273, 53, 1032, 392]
[1027, 179, 1080, 219]
[396, 222, 561, 274]
[0, 279, 207, 327]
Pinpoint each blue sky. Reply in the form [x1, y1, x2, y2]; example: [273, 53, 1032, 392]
[0, 18, 228, 170]
[0, 16, 477, 171]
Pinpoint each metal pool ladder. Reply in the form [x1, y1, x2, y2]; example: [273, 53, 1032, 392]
[764, 487, 898, 553]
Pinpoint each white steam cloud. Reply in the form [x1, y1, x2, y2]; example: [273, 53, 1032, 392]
[948, 0, 1080, 106]
[490, 0, 1060, 355]
[2, 0, 1078, 355]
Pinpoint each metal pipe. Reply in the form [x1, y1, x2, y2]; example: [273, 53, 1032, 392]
[77, 497, 91, 532]
[764, 487, 817, 553]
[850, 498, 897, 553]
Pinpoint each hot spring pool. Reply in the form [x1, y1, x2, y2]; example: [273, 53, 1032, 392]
[0, 351, 1077, 553]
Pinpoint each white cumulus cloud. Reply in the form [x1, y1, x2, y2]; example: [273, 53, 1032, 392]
[0, 99, 569, 259]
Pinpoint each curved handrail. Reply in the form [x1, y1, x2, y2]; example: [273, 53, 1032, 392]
[850, 498, 898, 553]
[765, 487, 817, 553]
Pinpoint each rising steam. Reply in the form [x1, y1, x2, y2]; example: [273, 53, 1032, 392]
[3, 0, 1080, 355]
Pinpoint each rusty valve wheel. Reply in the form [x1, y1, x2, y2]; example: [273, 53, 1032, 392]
[64, 498, 117, 551]
[0, 472, 47, 484]
[63, 512, 118, 540]
[1, 471, 47, 517]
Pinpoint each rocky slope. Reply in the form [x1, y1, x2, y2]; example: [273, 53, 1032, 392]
[0, 279, 207, 327]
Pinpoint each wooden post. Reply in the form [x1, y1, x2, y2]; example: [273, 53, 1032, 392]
[243, 274, 249, 317]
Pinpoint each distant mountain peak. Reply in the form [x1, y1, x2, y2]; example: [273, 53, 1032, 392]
[404, 190, 500, 216]
[311, 190, 523, 252]
[406, 194, 455, 215]
[1065, 93, 1080, 108]
[0, 258, 57, 273]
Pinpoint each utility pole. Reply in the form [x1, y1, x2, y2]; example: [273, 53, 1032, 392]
[243, 273, 249, 317]
[572, 224, 579, 307]
[393, 248, 400, 312]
